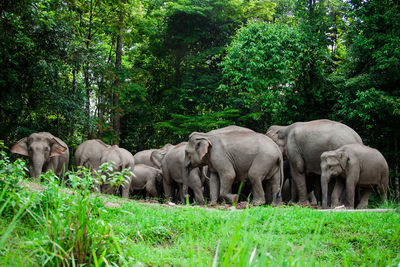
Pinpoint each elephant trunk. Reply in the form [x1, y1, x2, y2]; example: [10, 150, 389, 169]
[30, 155, 46, 178]
[321, 174, 329, 209]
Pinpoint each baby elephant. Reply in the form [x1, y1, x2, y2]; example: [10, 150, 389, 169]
[121, 164, 162, 199]
[320, 144, 389, 209]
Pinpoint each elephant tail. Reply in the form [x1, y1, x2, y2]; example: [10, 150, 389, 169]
[278, 156, 284, 196]
[379, 164, 389, 201]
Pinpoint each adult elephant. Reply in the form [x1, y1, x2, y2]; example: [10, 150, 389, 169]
[134, 143, 173, 169]
[100, 145, 135, 195]
[75, 139, 110, 171]
[266, 119, 363, 204]
[11, 132, 69, 178]
[185, 130, 284, 206]
[152, 142, 205, 204]
[320, 144, 388, 209]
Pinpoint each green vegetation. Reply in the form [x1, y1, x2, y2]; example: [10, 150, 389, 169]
[1, 144, 400, 266]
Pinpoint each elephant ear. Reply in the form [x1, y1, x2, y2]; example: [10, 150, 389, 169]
[195, 137, 212, 162]
[10, 137, 29, 156]
[155, 169, 163, 183]
[151, 150, 167, 169]
[50, 137, 68, 157]
[338, 150, 349, 170]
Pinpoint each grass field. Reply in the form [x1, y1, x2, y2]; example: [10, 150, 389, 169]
[1, 180, 399, 266]
[0, 150, 399, 266]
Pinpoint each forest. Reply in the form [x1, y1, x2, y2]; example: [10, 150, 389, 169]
[1, 0, 400, 265]
[1, 0, 399, 173]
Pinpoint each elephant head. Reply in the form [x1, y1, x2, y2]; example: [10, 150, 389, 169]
[11, 132, 67, 178]
[266, 125, 288, 156]
[149, 143, 174, 169]
[184, 133, 212, 169]
[320, 150, 349, 208]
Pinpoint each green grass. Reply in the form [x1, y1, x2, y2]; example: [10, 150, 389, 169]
[0, 145, 399, 266]
[1, 182, 399, 266]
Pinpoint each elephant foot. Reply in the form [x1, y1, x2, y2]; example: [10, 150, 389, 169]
[298, 200, 311, 207]
[252, 199, 266, 206]
[222, 193, 238, 205]
[356, 202, 368, 209]
[271, 200, 283, 207]
[208, 201, 217, 206]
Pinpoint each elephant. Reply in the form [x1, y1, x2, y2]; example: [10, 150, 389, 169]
[121, 164, 163, 199]
[11, 132, 69, 179]
[266, 119, 363, 204]
[152, 142, 205, 204]
[185, 130, 284, 206]
[99, 145, 135, 195]
[320, 144, 389, 209]
[134, 143, 173, 169]
[75, 139, 110, 171]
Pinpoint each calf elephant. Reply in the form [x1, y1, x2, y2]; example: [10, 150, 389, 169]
[320, 144, 389, 209]
[100, 145, 135, 195]
[75, 139, 110, 171]
[11, 132, 69, 178]
[121, 164, 163, 199]
[134, 143, 173, 169]
[266, 119, 363, 204]
[185, 131, 284, 206]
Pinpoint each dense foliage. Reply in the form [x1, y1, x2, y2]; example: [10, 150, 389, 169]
[0, 0, 399, 190]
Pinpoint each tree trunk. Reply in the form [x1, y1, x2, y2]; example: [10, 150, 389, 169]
[113, 1, 124, 145]
[84, 0, 94, 139]
[70, 69, 77, 136]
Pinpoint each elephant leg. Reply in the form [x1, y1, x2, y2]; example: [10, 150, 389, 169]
[209, 172, 220, 205]
[290, 179, 298, 203]
[188, 169, 205, 205]
[264, 179, 273, 204]
[219, 171, 237, 205]
[331, 179, 344, 208]
[289, 158, 308, 204]
[345, 179, 356, 209]
[178, 184, 188, 203]
[162, 167, 174, 202]
[308, 191, 317, 205]
[122, 182, 131, 198]
[248, 176, 266, 206]
[356, 188, 371, 209]
[270, 170, 282, 206]
[146, 179, 158, 198]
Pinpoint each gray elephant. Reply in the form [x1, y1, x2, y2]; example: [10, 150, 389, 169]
[134, 143, 173, 169]
[121, 164, 163, 199]
[75, 139, 110, 171]
[266, 119, 363, 204]
[11, 132, 69, 178]
[185, 131, 284, 205]
[320, 144, 389, 209]
[99, 145, 135, 195]
[152, 142, 204, 204]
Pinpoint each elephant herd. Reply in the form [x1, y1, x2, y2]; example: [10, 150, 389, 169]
[11, 119, 389, 209]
